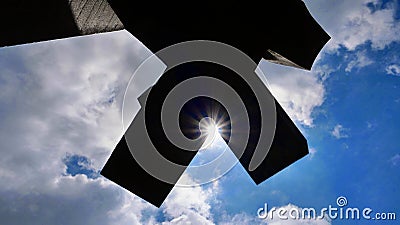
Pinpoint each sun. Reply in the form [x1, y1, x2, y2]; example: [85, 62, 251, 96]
[182, 105, 230, 150]
[199, 117, 222, 150]
[204, 120, 220, 137]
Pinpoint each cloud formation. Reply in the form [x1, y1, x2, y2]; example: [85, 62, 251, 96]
[260, 61, 325, 127]
[345, 50, 373, 72]
[0, 30, 240, 225]
[386, 64, 400, 76]
[0, 30, 227, 224]
[305, 0, 400, 51]
[331, 124, 349, 139]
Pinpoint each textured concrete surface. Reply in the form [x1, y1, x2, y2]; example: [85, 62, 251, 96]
[68, 0, 123, 35]
[0, 0, 124, 47]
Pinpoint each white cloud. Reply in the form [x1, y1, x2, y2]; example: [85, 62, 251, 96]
[0, 30, 159, 225]
[218, 212, 258, 225]
[345, 50, 373, 72]
[305, 0, 400, 51]
[386, 64, 400, 76]
[260, 61, 325, 127]
[331, 124, 349, 139]
[161, 174, 218, 225]
[0, 29, 240, 225]
[312, 63, 340, 81]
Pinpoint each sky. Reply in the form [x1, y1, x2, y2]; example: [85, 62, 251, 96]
[0, 0, 399, 224]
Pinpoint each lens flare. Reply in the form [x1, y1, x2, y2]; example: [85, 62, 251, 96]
[199, 116, 227, 150]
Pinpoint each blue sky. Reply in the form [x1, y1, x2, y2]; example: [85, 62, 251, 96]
[0, 0, 399, 224]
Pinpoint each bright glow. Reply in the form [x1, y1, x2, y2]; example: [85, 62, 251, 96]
[205, 122, 220, 137]
[199, 117, 223, 150]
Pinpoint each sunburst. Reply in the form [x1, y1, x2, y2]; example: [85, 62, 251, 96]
[198, 114, 230, 150]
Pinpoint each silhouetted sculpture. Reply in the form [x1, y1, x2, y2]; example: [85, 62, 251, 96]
[1, 0, 330, 207]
